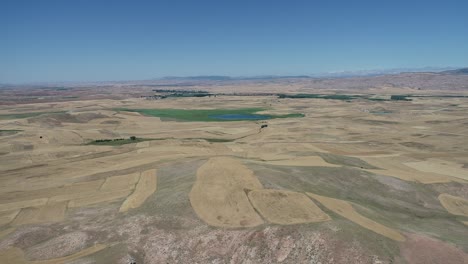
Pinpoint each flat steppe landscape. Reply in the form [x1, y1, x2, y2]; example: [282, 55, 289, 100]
[1, 73, 468, 263]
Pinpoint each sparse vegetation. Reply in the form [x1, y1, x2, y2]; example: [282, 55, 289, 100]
[390, 95, 412, 101]
[147, 89, 214, 99]
[367, 98, 390, 101]
[200, 138, 234, 143]
[165, 92, 213, 98]
[0, 129, 23, 136]
[152, 89, 209, 93]
[276, 93, 394, 101]
[277, 93, 357, 100]
[88, 136, 235, 146]
[89, 136, 151, 146]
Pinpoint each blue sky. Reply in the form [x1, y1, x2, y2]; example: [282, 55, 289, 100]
[1, 0, 467, 83]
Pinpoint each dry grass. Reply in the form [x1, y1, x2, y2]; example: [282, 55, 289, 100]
[438, 194, 468, 217]
[120, 169, 157, 212]
[189, 157, 263, 227]
[248, 189, 330, 225]
[307, 192, 406, 241]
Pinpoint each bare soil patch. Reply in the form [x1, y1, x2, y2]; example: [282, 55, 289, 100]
[25, 231, 88, 260]
[0, 244, 106, 264]
[400, 233, 468, 264]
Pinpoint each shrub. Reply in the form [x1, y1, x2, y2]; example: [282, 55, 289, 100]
[390, 95, 412, 101]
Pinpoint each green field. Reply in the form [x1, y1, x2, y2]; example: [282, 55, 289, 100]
[115, 108, 304, 121]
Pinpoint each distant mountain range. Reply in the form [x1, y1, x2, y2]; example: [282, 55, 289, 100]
[3, 67, 467, 87]
[159, 67, 467, 81]
[160, 75, 312, 81]
[154, 67, 468, 91]
[440, 68, 468, 75]
[308, 67, 460, 78]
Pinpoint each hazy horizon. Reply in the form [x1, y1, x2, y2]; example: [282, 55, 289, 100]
[2, 66, 467, 85]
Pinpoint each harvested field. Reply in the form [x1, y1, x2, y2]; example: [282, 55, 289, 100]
[100, 172, 140, 191]
[257, 156, 339, 167]
[248, 189, 330, 225]
[12, 202, 67, 226]
[307, 192, 406, 241]
[317, 153, 379, 169]
[120, 169, 157, 212]
[363, 157, 458, 184]
[189, 157, 264, 227]
[48, 190, 102, 204]
[0, 199, 49, 212]
[438, 194, 468, 217]
[0, 210, 20, 226]
[405, 159, 468, 181]
[0, 180, 105, 204]
[68, 189, 132, 208]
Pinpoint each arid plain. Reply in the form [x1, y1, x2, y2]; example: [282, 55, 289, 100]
[0, 76, 468, 263]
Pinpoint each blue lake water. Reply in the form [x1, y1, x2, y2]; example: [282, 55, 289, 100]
[209, 114, 271, 120]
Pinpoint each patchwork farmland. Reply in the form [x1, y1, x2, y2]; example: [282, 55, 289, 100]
[0, 79, 468, 263]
